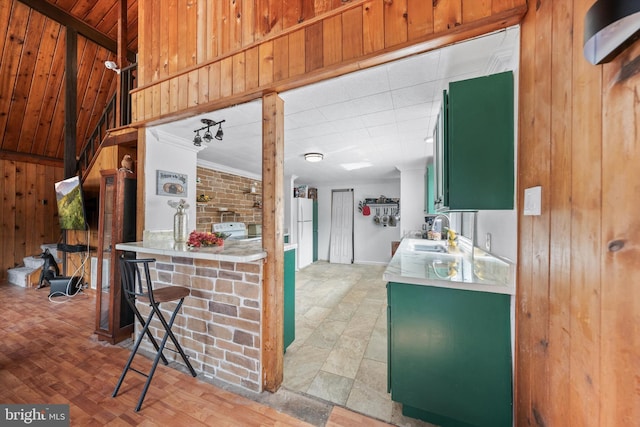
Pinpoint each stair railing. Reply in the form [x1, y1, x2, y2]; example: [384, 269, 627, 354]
[77, 63, 137, 178]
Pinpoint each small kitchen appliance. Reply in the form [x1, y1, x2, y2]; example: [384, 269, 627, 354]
[212, 222, 261, 241]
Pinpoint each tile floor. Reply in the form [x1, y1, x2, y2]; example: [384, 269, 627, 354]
[283, 262, 435, 427]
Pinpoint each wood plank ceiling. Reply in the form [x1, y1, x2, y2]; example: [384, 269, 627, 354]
[0, 0, 138, 165]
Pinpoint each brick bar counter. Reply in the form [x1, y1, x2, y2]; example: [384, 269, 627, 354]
[116, 238, 273, 393]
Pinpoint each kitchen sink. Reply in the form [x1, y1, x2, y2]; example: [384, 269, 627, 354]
[407, 239, 449, 253]
[413, 244, 448, 253]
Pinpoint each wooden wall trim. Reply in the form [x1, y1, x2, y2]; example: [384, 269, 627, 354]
[0, 149, 63, 167]
[130, 0, 527, 127]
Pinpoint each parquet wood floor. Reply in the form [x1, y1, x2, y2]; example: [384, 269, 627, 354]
[0, 282, 393, 426]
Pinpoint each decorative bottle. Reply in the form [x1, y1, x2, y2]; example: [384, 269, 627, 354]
[173, 206, 189, 243]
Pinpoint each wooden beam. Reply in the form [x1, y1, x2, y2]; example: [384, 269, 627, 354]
[64, 27, 77, 179]
[136, 128, 146, 241]
[261, 92, 285, 392]
[17, 0, 136, 63]
[0, 150, 63, 167]
[116, 0, 128, 126]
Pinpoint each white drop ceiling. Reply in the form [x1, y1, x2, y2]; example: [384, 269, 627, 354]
[153, 26, 520, 185]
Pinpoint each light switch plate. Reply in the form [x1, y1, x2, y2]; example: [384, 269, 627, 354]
[524, 186, 542, 216]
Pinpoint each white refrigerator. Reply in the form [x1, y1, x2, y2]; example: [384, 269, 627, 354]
[296, 198, 314, 269]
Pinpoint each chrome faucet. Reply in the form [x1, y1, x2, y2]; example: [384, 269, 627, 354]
[431, 214, 450, 233]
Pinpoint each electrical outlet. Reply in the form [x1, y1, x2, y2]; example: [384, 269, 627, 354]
[485, 233, 492, 252]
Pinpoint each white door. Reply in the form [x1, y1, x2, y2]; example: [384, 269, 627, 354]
[329, 189, 354, 264]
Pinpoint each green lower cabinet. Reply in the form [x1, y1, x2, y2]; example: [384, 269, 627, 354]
[284, 248, 296, 352]
[387, 282, 512, 427]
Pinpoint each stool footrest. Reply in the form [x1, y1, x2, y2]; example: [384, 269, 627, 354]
[129, 367, 150, 378]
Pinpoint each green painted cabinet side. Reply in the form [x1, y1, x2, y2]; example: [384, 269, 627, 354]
[425, 166, 435, 214]
[434, 90, 449, 211]
[387, 282, 512, 427]
[284, 248, 296, 351]
[447, 71, 514, 210]
[312, 200, 318, 262]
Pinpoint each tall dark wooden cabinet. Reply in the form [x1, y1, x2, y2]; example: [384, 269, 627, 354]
[95, 169, 136, 344]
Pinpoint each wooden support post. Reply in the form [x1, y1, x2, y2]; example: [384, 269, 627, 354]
[136, 128, 146, 241]
[64, 27, 77, 179]
[261, 93, 285, 392]
[116, 0, 128, 127]
[62, 26, 78, 274]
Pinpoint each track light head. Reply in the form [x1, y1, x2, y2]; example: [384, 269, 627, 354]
[203, 128, 213, 142]
[193, 131, 202, 147]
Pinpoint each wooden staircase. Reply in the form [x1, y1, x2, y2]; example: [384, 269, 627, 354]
[77, 63, 138, 181]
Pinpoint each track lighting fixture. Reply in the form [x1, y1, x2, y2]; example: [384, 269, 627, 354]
[193, 118, 225, 146]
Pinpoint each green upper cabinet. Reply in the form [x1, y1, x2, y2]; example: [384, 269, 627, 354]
[446, 71, 514, 210]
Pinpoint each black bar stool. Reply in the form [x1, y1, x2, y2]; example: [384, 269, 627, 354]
[113, 257, 197, 411]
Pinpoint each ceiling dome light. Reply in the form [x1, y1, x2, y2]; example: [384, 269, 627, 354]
[304, 153, 323, 162]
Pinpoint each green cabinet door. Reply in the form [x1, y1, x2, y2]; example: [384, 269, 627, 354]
[447, 71, 514, 210]
[388, 282, 512, 427]
[284, 248, 296, 351]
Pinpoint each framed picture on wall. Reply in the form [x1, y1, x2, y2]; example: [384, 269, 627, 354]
[156, 170, 188, 196]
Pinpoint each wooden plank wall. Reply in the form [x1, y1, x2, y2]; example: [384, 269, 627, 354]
[0, 159, 63, 280]
[0, 146, 129, 284]
[132, 0, 528, 124]
[517, 1, 640, 425]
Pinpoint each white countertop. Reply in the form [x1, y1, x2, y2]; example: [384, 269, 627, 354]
[383, 238, 515, 295]
[116, 240, 296, 263]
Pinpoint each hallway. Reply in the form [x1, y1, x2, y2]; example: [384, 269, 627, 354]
[283, 262, 433, 426]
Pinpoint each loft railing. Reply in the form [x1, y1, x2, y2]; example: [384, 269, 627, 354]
[77, 63, 137, 178]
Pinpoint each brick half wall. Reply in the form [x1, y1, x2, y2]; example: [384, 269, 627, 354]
[135, 252, 263, 393]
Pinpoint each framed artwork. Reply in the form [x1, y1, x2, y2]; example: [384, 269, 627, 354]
[156, 170, 188, 196]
